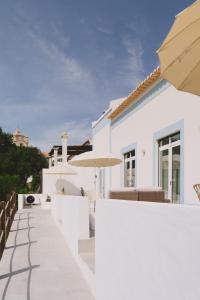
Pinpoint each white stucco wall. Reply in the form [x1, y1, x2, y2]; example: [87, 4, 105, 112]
[96, 200, 200, 300]
[42, 167, 95, 197]
[92, 122, 110, 153]
[110, 82, 200, 203]
[51, 195, 89, 256]
[92, 120, 111, 197]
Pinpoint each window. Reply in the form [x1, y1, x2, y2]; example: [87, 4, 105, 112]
[158, 132, 181, 203]
[124, 149, 136, 187]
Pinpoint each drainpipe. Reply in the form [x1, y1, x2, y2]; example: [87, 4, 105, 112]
[61, 131, 68, 165]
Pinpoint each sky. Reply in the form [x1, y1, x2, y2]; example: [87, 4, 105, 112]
[0, 0, 194, 151]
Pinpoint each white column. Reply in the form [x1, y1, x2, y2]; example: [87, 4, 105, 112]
[61, 131, 68, 165]
[48, 157, 52, 168]
[54, 148, 58, 166]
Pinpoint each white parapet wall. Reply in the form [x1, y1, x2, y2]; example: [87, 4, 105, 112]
[42, 167, 95, 196]
[51, 195, 90, 257]
[96, 199, 200, 300]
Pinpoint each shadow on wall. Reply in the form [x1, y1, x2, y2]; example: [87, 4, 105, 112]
[56, 179, 81, 196]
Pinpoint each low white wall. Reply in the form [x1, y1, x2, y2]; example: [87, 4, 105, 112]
[96, 200, 200, 300]
[42, 167, 95, 196]
[51, 195, 89, 256]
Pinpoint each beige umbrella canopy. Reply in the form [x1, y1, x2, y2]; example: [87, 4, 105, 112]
[68, 151, 122, 167]
[69, 151, 122, 203]
[157, 0, 200, 96]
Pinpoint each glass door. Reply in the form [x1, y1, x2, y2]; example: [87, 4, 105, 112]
[159, 149, 169, 199]
[124, 150, 136, 187]
[159, 132, 181, 203]
[172, 145, 180, 203]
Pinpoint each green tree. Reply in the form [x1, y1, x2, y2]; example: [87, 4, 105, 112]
[0, 174, 19, 201]
[0, 128, 48, 198]
[0, 127, 13, 153]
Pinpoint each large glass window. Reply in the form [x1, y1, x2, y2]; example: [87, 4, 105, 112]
[124, 149, 136, 187]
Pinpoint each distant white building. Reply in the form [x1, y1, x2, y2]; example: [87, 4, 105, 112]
[42, 134, 93, 196]
[48, 139, 92, 167]
[92, 67, 200, 204]
[12, 128, 29, 147]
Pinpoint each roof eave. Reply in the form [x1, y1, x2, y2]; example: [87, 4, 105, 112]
[108, 67, 161, 121]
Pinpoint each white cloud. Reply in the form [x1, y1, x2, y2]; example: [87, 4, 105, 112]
[126, 16, 150, 36]
[51, 23, 71, 49]
[97, 25, 113, 35]
[123, 36, 144, 72]
[120, 35, 145, 87]
[64, 120, 92, 144]
[0, 18, 147, 153]
[26, 29, 96, 94]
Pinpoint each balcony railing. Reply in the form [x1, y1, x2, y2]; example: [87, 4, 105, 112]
[0, 192, 17, 260]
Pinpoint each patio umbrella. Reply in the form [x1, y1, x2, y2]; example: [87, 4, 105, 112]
[69, 151, 122, 205]
[68, 151, 122, 168]
[157, 0, 200, 96]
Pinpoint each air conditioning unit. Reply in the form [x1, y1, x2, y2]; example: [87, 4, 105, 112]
[24, 195, 41, 205]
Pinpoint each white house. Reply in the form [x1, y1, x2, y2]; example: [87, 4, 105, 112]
[33, 67, 200, 300]
[92, 67, 200, 204]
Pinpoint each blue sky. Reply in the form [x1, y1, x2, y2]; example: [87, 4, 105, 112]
[0, 0, 193, 150]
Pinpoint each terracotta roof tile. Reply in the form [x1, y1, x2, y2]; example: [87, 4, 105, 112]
[108, 67, 161, 120]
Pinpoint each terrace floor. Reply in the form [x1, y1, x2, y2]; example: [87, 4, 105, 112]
[0, 208, 95, 300]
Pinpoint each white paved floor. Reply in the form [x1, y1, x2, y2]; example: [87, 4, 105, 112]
[0, 208, 95, 300]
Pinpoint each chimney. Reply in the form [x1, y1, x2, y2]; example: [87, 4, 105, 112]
[61, 132, 68, 165]
[53, 147, 58, 166]
[48, 156, 53, 168]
